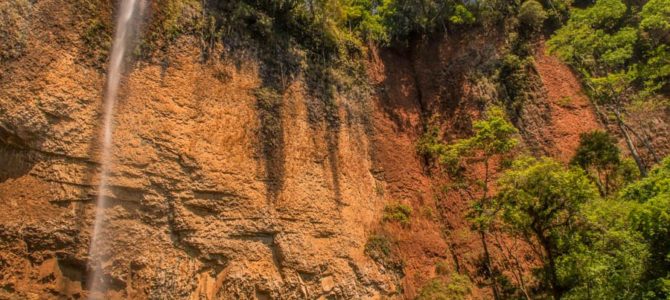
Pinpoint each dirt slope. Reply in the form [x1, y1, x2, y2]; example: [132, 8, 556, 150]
[533, 43, 602, 162]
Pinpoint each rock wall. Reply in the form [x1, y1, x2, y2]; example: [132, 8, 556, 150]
[0, 1, 394, 298]
[2, 1, 668, 300]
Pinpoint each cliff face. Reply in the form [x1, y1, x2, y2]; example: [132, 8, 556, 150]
[1, 1, 667, 300]
[1, 1, 396, 298]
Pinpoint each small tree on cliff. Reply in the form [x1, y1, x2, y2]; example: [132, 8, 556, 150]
[496, 157, 599, 299]
[419, 107, 519, 299]
[571, 130, 639, 196]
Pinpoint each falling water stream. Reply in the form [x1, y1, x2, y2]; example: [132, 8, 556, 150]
[88, 0, 144, 296]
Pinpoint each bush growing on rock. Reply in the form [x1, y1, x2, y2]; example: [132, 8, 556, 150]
[417, 274, 472, 300]
[518, 0, 547, 32]
[382, 203, 412, 226]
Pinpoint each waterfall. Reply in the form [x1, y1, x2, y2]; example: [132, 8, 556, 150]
[88, 0, 145, 296]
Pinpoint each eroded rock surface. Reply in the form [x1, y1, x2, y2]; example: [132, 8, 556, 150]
[3, 1, 668, 300]
[0, 1, 394, 298]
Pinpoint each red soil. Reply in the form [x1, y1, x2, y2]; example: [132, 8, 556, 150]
[533, 42, 602, 162]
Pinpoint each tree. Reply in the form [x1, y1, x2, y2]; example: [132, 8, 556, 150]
[496, 157, 599, 299]
[420, 107, 518, 299]
[556, 198, 648, 300]
[518, 0, 547, 33]
[377, 0, 476, 41]
[621, 157, 670, 298]
[571, 131, 639, 196]
[639, 0, 670, 92]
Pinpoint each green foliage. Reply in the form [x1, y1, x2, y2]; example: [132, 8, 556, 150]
[623, 158, 670, 298]
[378, 0, 447, 39]
[542, 0, 573, 30]
[417, 123, 447, 158]
[420, 108, 517, 297]
[365, 233, 404, 273]
[341, 0, 389, 43]
[639, 0, 670, 92]
[449, 4, 476, 25]
[365, 234, 391, 258]
[639, 0, 670, 35]
[383, 203, 412, 226]
[416, 274, 472, 300]
[429, 108, 518, 173]
[547, 0, 633, 69]
[377, 0, 476, 41]
[0, 0, 31, 61]
[518, 0, 547, 32]
[497, 157, 598, 248]
[493, 155, 670, 298]
[548, 0, 670, 104]
[496, 156, 598, 297]
[620, 157, 670, 203]
[571, 131, 622, 169]
[639, 44, 670, 93]
[571, 131, 639, 196]
[557, 199, 648, 300]
[500, 54, 536, 117]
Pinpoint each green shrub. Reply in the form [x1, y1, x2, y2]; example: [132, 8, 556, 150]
[383, 203, 412, 226]
[571, 131, 640, 196]
[417, 124, 446, 157]
[571, 131, 620, 167]
[417, 274, 472, 300]
[449, 4, 476, 25]
[518, 0, 547, 31]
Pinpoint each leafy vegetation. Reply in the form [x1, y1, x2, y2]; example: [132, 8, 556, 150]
[518, 0, 547, 33]
[548, 0, 670, 176]
[382, 203, 413, 226]
[416, 274, 472, 300]
[571, 131, 639, 196]
[492, 153, 670, 299]
[496, 157, 599, 299]
[423, 113, 669, 300]
[421, 107, 518, 298]
[622, 158, 670, 298]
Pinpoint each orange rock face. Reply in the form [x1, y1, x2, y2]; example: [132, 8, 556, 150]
[0, 2, 392, 298]
[3, 1, 667, 300]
